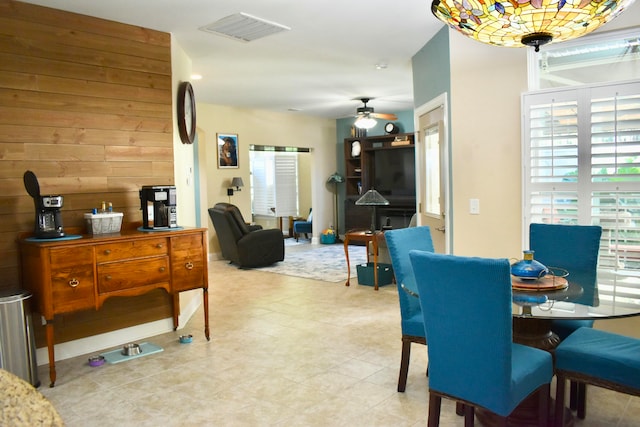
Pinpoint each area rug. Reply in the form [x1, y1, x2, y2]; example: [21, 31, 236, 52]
[257, 243, 368, 282]
[100, 342, 163, 364]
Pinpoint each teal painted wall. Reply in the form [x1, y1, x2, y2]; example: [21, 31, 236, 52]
[412, 27, 451, 107]
[411, 26, 452, 248]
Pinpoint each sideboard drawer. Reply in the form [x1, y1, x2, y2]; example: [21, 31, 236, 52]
[50, 247, 95, 313]
[97, 256, 170, 294]
[171, 234, 205, 291]
[95, 237, 168, 263]
[50, 246, 93, 266]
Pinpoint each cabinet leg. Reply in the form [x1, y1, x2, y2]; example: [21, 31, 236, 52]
[172, 294, 180, 331]
[46, 321, 56, 387]
[203, 288, 210, 341]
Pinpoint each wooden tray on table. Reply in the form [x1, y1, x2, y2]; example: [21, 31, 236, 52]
[512, 275, 568, 291]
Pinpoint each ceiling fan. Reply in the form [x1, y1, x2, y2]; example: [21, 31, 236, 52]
[354, 98, 397, 129]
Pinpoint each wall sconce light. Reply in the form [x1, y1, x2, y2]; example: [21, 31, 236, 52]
[231, 177, 244, 191]
[227, 177, 244, 201]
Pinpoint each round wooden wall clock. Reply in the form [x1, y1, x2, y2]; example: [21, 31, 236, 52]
[177, 81, 196, 144]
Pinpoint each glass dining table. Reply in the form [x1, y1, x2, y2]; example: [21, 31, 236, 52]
[404, 265, 640, 427]
[511, 267, 640, 351]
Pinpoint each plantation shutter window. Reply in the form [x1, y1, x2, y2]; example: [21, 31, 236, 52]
[523, 80, 640, 310]
[250, 150, 299, 217]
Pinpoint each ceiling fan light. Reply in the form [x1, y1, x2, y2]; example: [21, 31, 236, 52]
[430, 0, 636, 51]
[355, 116, 377, 129]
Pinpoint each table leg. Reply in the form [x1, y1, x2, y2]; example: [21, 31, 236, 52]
[46, 321, 56, 387]
[513, 317, 561, 351]
[344, 236, 351, 287]
[288, 216, 294, 238]
[373, 237, 379, 291]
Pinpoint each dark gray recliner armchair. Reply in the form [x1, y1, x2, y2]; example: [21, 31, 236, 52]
[208, 202, 284, 268]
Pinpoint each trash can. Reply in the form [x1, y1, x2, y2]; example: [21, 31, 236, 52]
[0, 289, 39, 387]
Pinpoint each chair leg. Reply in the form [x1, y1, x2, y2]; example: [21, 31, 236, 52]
[463, 404, 474, 427]
[569, 380, 578, 410]
[555, 373, 566, 427]
[538, 383, 550, 427]
[397, 339, 411, 392]
[428, 393, 441, 427]
[576, 382, 587, 419]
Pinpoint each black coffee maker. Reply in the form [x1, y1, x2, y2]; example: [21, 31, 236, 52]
[23, 171, 65, 239]
[139, 185, 177, 229]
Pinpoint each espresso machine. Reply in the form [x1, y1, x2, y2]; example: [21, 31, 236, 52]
[23, 170, 65, 239]
[139, 185, 177, 229]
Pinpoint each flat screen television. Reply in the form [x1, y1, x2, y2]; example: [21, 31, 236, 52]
[372, 148, 415, 198]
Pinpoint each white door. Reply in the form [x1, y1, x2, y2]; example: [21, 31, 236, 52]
[415, 94, 450, 254]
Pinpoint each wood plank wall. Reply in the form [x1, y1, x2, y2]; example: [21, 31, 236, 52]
[0, 0, 176, 344]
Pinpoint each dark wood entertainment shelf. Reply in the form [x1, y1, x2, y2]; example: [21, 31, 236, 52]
[344, 133, 416, 231]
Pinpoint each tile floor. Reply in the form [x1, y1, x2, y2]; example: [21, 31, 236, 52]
[38, 243, 640, 426]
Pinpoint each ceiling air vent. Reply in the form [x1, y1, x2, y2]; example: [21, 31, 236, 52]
[199, 12, 291, 42]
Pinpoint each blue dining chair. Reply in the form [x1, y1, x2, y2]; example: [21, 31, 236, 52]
[384, 226, 434, 392]
[409, 251, 553, 427]
[554, 327, 640, 426]
[529, 223, 602, 339]
[529, 222, 602, 416]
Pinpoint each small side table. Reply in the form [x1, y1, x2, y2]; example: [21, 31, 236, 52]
[344, 230, 383, 290]
[278, 216, 305, 238]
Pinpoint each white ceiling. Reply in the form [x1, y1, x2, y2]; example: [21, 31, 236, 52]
[20, 0, 444, 119]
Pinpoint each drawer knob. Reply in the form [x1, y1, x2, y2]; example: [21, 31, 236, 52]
[185, 262, 194, 270]
[104, 249, 111, 255]
[159, 267, 165, 272]
[105, 275, 112, 281]
[68, 278, 79, 288]
[156, 243, 163, 249]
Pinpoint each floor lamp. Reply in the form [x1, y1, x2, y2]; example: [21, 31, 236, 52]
[326, 172, 344, 242]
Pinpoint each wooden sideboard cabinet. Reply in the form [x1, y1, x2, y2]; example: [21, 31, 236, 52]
[18, 227, 210, 387]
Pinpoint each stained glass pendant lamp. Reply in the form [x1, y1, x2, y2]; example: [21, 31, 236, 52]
[431, 0, 637, 52]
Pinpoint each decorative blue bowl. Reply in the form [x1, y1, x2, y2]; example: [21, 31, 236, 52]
[511, 250, 548, 280]
[179, 334, 193, 344]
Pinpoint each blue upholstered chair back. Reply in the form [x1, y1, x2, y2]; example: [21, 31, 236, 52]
[529, 223, 602, 306]
[384, 226, 434, 337]
[410, 251, 528, 415]
[529, 223, 602, 273]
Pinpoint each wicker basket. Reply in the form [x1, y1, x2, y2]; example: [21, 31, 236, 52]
[84, 212, 123, 235]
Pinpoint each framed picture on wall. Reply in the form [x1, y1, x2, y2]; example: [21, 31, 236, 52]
[217, 133, 239, 168]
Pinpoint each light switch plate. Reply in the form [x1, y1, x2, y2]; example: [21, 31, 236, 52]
[470, 198, 480, 215]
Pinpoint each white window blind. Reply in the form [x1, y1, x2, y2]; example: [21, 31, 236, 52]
[523, 80, 640, 309]
[250, 152, 275, 216]
[273, 154, 298, 217]
[250, 150, 299, 217]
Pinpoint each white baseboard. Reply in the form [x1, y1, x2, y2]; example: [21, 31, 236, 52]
[36, 293, 203, 365]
